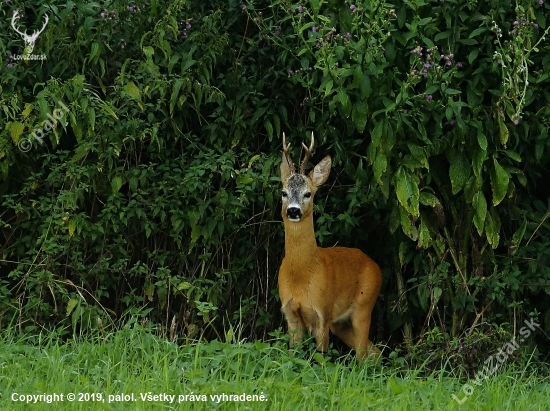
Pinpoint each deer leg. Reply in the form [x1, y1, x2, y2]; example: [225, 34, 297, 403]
[314, 324, 330, 353]
[284, 313, 305, 348]
[351, 308, 381, 360]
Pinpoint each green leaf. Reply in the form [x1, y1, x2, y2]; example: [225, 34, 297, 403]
[10, 121, 25, 144]
[477, 130, 488, 151]
[490, 158, 509, 205]
[337, 89, 352, 117]
[352, 101, 369, 133]
[419, 192, 440, 207]
[111, 176, 123, 194]
[472, 191, 487, 236]
[503, 150, 521, 162]
[468, 49, 480, 64]
[66, 298, 78, 316]
[264, 120, 273, 141]
[418, 219, 431, 249]
[469, 27, 487, 38]
[236, 174, 254, 185]
[373, 152, 387, 185]
[124, 81, 141, 100]
[510, 217, 527, 254]
[170, 78, 185, 115]
[407, 144, 429, 169]
[124, 81, 144, 109]
[434, 31, 451, 41]
[449, 150, 470, 194]
[394, 167, 420, 217]
[498, 116, 509, 146]
[485, 207, 501, 248]
[371, 120, 384, 147]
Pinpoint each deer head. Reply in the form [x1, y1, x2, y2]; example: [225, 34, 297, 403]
[280, 132, 331, 222]
[11, 11, 49, 55]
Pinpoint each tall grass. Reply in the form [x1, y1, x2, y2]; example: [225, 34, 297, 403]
[0, 323, 549, 410]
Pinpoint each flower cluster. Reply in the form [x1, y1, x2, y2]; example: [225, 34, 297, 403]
[312, 26, 352, 49]
[409, 46, 462, 78]
[287, 67, 312, 76]
[100, 9, 116, 19]
[5, 54, 15, 69]
[344, 1, 361, 13]
[128, 5, 142, 12]
[179, 19, 192, 39]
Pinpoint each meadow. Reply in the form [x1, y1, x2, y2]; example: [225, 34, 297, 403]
[1, 324, 549, 411]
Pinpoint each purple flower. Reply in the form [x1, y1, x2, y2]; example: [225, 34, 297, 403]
[521, 17, 526, 23]
[497, 59, 502, 64]
[440, 54, 445, 59]
[101, 12, 106, 18]
[403, 109, 408, 114]
[539, 0, 544, 4]
[259, 34, 263, 41]
[346, 32, 351, 38]
[446, 60, 452, 66]
[450, 119, 456, 126]
[513, 21, 518, 26]
[350, 4, 356, 11]
[275, 29, 280, 36]
[513, 119, 519, 125]
[534, 23, 539, 29]
[186, 23, 191, 29]
[298, 6, 303, 12]
[456, 62, 463, 68]
[426, 95, 433, 101]
[312, 26, 317, 32]
[129, 6, 134, 11]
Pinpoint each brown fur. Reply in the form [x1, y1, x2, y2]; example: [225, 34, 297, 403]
[278, 133, 382, 360]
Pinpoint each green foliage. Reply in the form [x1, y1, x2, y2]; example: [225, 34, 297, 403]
[1, 0, 550, 356]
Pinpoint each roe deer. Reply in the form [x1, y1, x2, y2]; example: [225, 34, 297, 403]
[278, 132, 382, 360]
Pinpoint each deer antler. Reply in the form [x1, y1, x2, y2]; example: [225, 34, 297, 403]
[299, 132, 314, 174]
[35, 14, 49, 38]
[11, 11, 25, 37]
[282, 132, 296, 174]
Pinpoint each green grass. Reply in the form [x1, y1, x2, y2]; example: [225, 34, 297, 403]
[0, 324, 549, 410]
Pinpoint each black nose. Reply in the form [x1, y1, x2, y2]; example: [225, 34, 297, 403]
[287, 207, 301, 220]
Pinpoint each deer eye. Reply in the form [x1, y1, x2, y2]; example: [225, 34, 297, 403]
[304, 192, 311, 199]
[282, 191, 288, 198]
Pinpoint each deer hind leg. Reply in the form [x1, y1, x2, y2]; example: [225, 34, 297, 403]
[330, 321, 356, 350]
[350, 307, 381, 360]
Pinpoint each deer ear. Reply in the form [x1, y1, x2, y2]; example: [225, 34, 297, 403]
[309, 156, 331, 187]
[280, 151, 293, 182]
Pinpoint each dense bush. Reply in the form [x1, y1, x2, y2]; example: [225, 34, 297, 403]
[1, 0, 550, 361]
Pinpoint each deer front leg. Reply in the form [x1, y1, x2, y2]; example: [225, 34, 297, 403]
[281, 305, 305, 348]
[314, 324, 330, 353]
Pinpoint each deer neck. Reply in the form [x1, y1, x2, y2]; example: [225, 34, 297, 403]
[283, 214, 320, 271]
